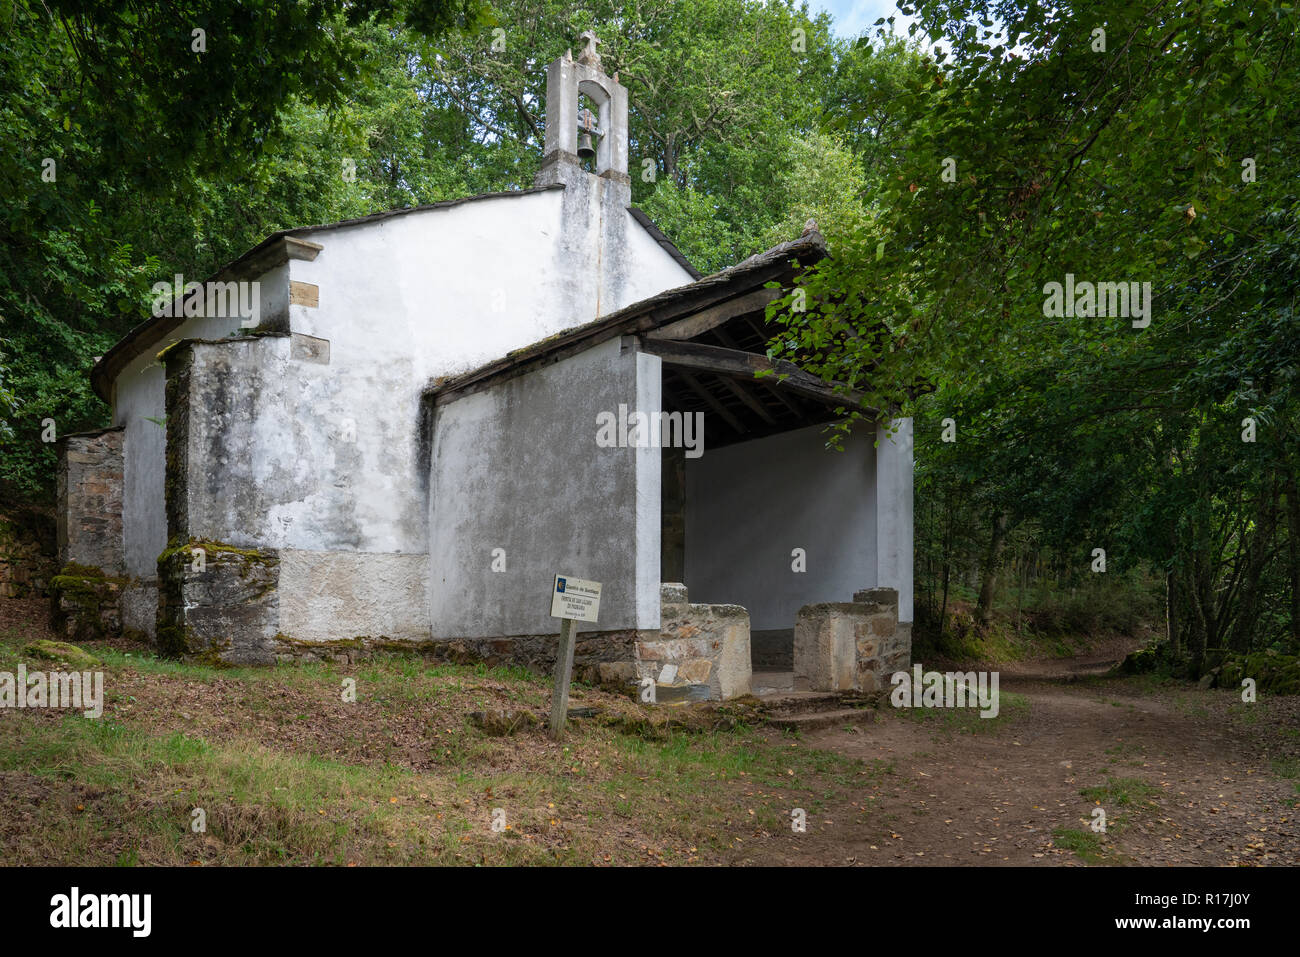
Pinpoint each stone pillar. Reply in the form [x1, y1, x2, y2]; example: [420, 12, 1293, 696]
[794, 587, 911, 693]
[56, 427, 125, 573]
[157, 541, 280, 664]
[793, 603, 857, 692]
[851, 587, 911, 690]
[636, 583, 752, 701]
[157, 340, 282, 663]
[51, 428, 128, 641]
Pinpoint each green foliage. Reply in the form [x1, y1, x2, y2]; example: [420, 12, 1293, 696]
[415, 0, 845, 270]
[1216, 652, 1300, 695]
[0, 0, 484, 500]
[1050, 826, 1107, 864]
[771, 0, 1300, 660]
[759, 130, 872, 250]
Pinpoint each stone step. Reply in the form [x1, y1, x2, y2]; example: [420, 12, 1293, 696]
[751, 670, 796, 695]
[763, 706, 876, 731]
[760, 691, 874, 716]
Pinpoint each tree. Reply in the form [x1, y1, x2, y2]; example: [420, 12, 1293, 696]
[770, 0, 1300, 655]
[0, 0, 482, 500]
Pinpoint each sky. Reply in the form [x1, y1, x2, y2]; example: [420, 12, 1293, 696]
[808, 0, 921, 39]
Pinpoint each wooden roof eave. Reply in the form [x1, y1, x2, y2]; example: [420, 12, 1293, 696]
[639, 337, 873, 416]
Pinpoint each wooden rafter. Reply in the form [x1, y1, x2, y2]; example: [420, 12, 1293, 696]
[716, 376, 778, 426]
[639, 338, 867, 412]
[674, 369, 748, 434]
[644, 288, 780, 341]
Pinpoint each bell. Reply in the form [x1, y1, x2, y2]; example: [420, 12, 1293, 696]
[576, 107, 599, 161]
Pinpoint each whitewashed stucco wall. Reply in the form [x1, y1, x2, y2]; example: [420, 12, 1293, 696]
[874, 418, 915, 623]
[427, 337, 661, 638]
[262, 186, 692, 558]
[114, 264, 291, 579]
[684, 422, 879, 632]
[286, 188, 693, 391]
[683, 419, 915, 630]
[109, 182, 694, 642]
[113, 185, 693, 565]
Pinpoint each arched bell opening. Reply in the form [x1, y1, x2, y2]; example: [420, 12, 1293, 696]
[577, 77, 614, 175]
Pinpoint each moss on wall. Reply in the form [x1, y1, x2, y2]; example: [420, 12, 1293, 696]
[49, 563, 131, 642]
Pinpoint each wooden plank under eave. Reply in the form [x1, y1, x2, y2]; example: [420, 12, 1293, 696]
[644, 287, 780, 340]
[639, 336, 869, 411]
[289, 281, 319, 307]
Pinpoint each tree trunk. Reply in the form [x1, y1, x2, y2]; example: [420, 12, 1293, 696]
[1014, 546, 1025, 636]
[1166, 571, 1180, 658]
[1227, 477, 1280, 653]
[663, 133, 678, 186]
[976, 511, 1009, 632]
[938, 509, 953, 638]
[1288, 470, 1300, 646]
[1184, 557, 1213, 672]
[939, 561, 951, 639]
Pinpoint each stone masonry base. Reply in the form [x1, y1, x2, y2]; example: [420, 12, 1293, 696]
[793, 587, 911, 693]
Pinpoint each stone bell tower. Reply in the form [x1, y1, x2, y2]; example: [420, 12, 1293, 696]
[535, 31, 631, 205]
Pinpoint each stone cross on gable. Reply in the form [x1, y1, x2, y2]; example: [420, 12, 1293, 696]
[577, 30, 601, 68]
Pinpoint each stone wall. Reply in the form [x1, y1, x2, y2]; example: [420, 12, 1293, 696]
[56, 427, 125, 573]
[793, 587, 910, 693]
[275, 629, 647, 679]
[50, 568, 125, 643]
[157, 540, 280, 664]
[50, 428, 130, 640]
[0, 506, 56, 599]
[632, 583, 752, 701]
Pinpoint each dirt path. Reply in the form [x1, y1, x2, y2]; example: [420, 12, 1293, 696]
[728, 659, 1300, 866]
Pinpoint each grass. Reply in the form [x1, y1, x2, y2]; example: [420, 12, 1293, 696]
[1079, 776, 1158, 807]
[1103, 740, 1144, 757]
[1169, 693, 1210, 718]
[1271, 758, 1300, 779]
[1104, 740, 1149, 768]
[1272, 758, 1300, 808]
[0, 634, 878, 866]
[1053, 775, 1160, 864]
[892, 689, 1030, 735]
[1050, 827, 1109, 865]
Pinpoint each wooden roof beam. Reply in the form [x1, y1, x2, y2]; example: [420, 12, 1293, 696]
[644, 288, 780, 341]
[674, 370, 748, 435]
[716, 375, 778, 426]
[639, 337, 867, 412]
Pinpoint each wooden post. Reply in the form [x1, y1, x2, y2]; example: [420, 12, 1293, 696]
[549, 617, 578, 740]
